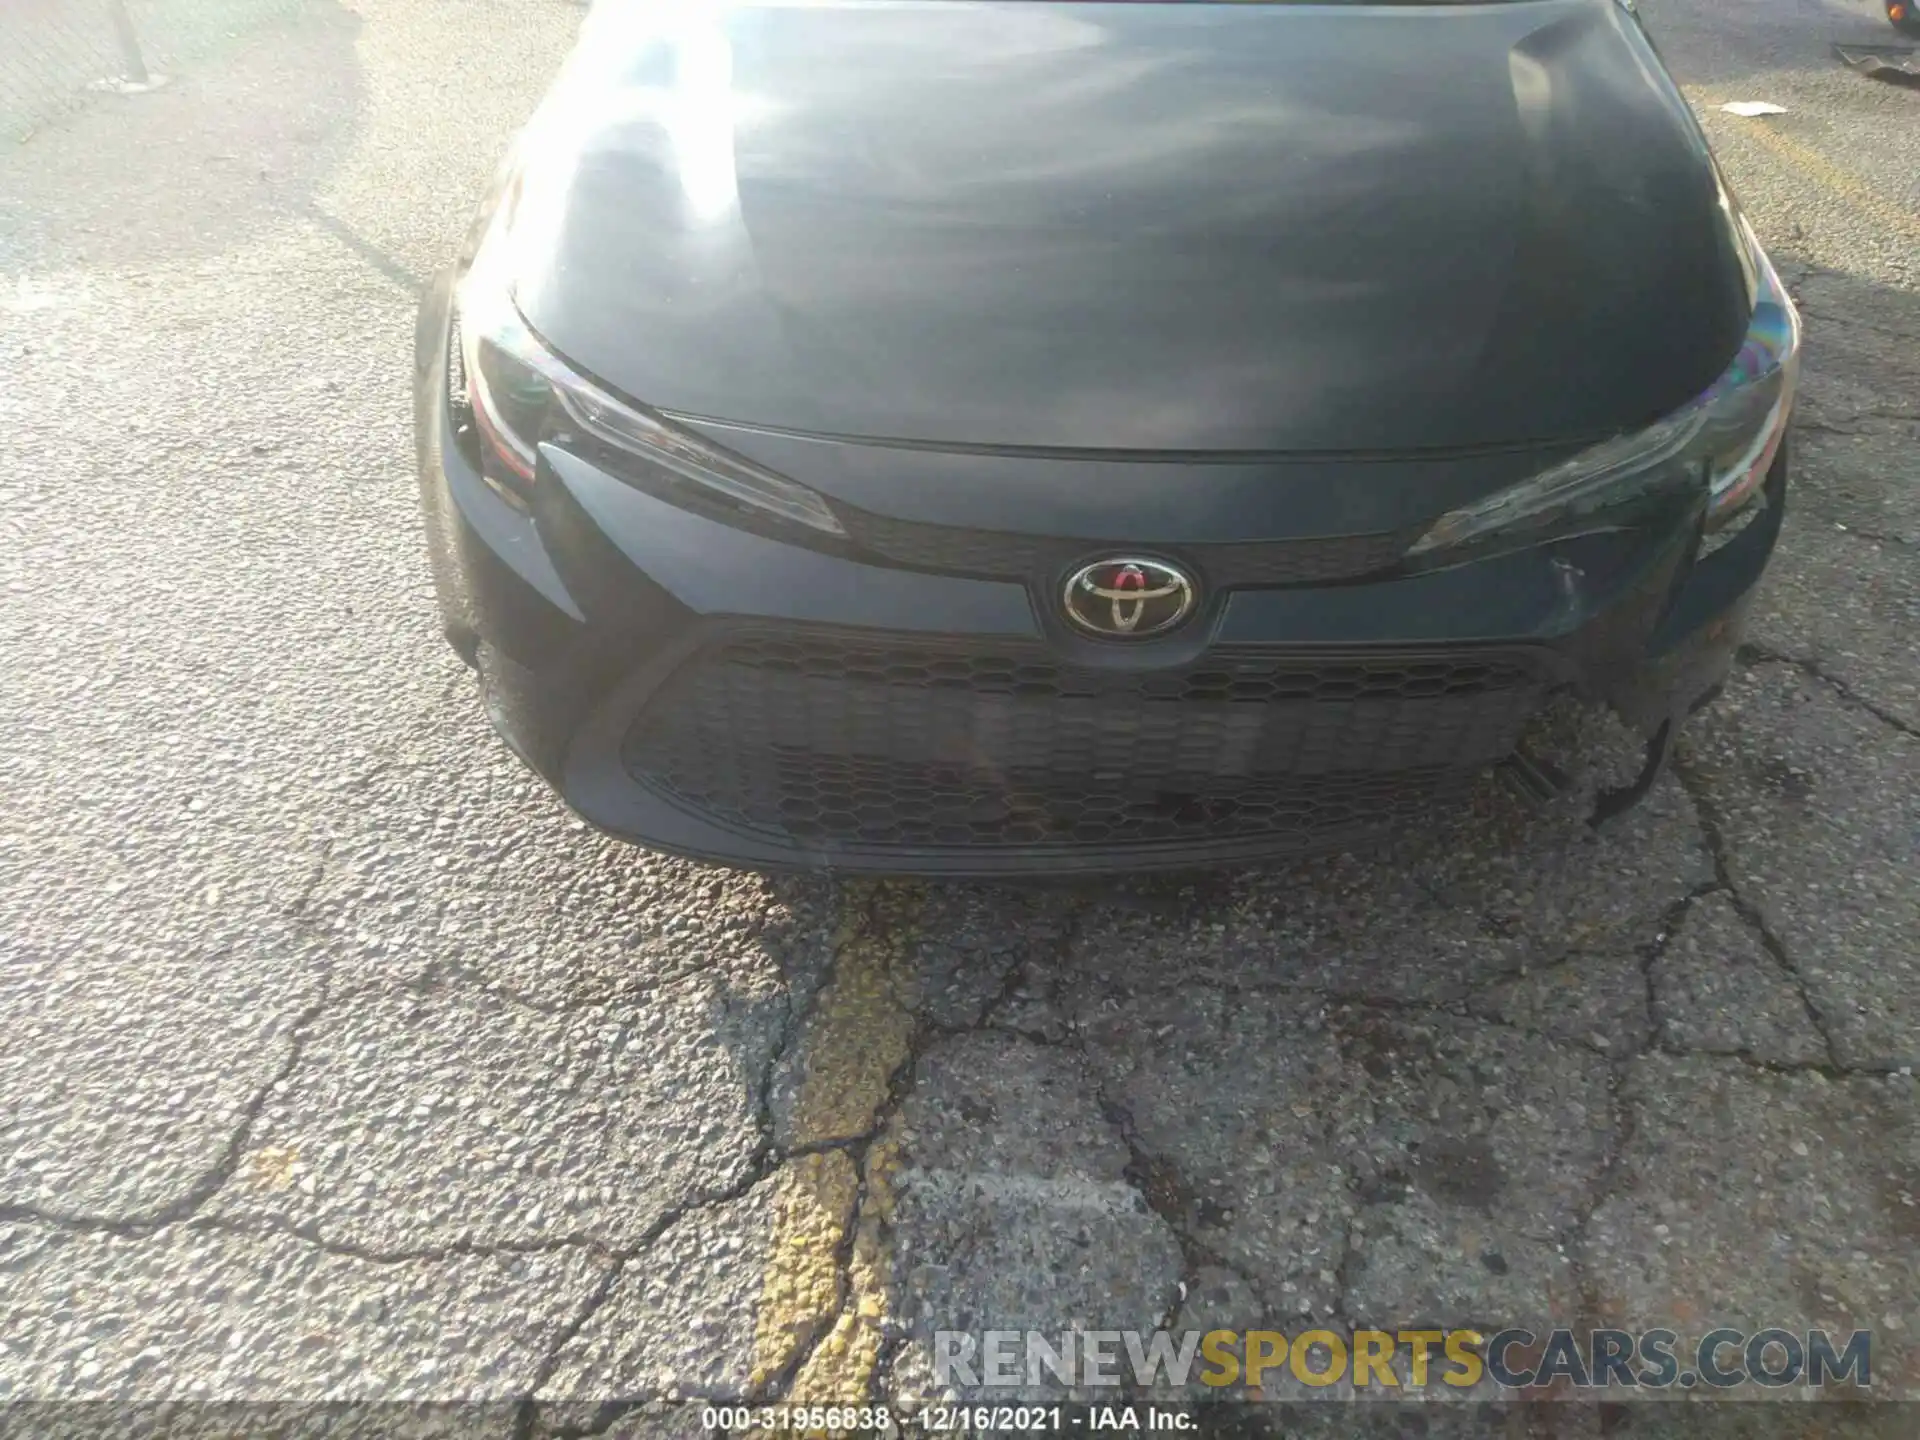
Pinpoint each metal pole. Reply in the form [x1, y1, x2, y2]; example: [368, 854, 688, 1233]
[106, 0, 151, 85]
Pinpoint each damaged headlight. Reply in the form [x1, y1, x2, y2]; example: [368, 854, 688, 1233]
[1410, 214, 1798, 561]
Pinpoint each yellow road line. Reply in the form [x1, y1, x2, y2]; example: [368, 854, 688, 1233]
[752, 882, 924, 1402]
[789, 1136, 903, 1404]
[749, 1151, 861, 1393]
[1742, 120, 1920, 248]
[786, 883, 923, 1147]
[1694, 95, 1920, 249]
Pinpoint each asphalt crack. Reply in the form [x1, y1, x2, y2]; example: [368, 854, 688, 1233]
[1560, 1044, 1636, 1340]
[1736, 644, 1918, 740]
[1547, 885, 1713, 1332]
[0, 980, 337, 1236]
[764, 1150, 872, 1405]
[752, 881, 931, 1408]
[1060, 918, 1228, 1350]
[1670, 746, 1845, 1070]
[179, 1211, 618, 1267]
[513, 1151, 796, 1436]
[1633, 886, 1722, 1054]
[1098, 969, 1637, 1063]
[1094, 1082, 1217, 1335]
[513, 1255, 633, 1440]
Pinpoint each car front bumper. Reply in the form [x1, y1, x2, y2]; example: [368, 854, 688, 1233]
[415, 285, 1785, 877]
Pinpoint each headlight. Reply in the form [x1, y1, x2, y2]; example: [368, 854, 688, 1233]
[449, 225, 845, 537]
[1409, 216, 1798, 561]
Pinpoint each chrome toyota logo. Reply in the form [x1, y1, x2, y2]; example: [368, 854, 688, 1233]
[1062, 557, 1196, 638]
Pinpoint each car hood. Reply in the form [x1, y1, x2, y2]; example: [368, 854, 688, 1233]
[507, 0, 1750, 465]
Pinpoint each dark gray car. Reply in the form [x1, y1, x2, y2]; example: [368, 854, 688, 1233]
[414, 0, 1799, 874]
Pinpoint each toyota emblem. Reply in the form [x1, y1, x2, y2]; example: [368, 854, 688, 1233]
[1062, 557, 1197, 638]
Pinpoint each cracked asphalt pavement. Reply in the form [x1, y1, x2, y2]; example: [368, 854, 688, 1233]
[2, 0, 1917, 1430]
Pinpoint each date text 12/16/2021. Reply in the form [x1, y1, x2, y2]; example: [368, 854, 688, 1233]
[698, 1405, 1197, 1431]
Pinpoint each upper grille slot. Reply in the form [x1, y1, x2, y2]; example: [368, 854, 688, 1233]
[834, 505, 1416, 587]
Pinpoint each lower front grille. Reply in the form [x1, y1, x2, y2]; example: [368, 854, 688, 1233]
[620, 631, 1550, 853]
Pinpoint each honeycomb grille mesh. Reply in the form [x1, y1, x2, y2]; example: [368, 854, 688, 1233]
[620, 632, 1549, 853]
[836, 506, 1415, 586]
